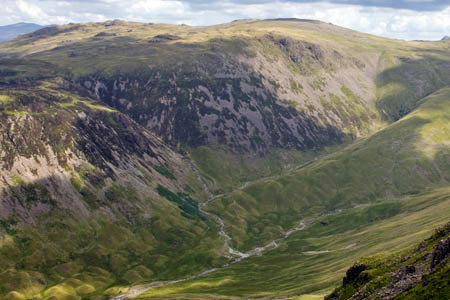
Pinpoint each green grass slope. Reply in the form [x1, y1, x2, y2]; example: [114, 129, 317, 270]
[136, 186, 450, 299]
[0, 19, 449, 300]
[208, 87, 450, 252]
[326, 221, 450, 300]
[0, 81, 227, 300]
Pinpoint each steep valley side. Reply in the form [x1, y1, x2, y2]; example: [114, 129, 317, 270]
[0, 19, 449, 300]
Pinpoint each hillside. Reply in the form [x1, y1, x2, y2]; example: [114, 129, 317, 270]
[0, 23, 44, 42]
[207, 87, 450, 252]
[0, 79, 227, 300]
[1, 19, 449, 154]
[327, 221, 450, 300]
[0, 19, 449, 300]
[129, 88, 450, 300]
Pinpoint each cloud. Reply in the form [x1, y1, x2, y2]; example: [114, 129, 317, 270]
[184, 0, 450, 12]
[0, 0, 449, 40]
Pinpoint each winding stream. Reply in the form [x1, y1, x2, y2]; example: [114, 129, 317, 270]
[111, 162, 319, 300]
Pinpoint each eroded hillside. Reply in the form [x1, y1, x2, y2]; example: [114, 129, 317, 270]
[1, 19, 448, 154]
[0, 19, 449, 300]
[0, 79, 227, 300]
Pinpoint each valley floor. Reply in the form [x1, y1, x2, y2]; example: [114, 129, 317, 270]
[111, 173, 450, 299]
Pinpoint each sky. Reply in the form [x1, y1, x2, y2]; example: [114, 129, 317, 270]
[1, 0, 450, 40]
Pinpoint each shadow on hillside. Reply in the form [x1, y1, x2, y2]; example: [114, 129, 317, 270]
[210, 87, 450, 253]
[375, 53, 450, 122]
[0, 35, 350, 154]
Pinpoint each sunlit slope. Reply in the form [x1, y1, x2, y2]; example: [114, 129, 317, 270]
[0, 81, 226, 300]
[327, 221, 450, 300]
[136, 186, 450, 299]
[208, 87, 450, 251]
[0, 19, 449, 300]
[1, 19, 449, 153]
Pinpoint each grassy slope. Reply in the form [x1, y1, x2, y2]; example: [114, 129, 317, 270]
[0, 82, 226, 300]
[0, 20, 449, 299]
[123, 87, 450, 300]
[207, 87, 450, 252]
[190, 144, 346, 194]
[326, 221, 450, 300]
[136, 187, 450, 299]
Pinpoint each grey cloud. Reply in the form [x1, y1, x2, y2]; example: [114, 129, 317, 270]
[37, 0, 450, 12]
[4, 0, 449, 41]
[36, 0, 450, 12]
[183, 0, 450, 12]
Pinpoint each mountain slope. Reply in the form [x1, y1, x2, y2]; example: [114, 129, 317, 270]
[0, 19, 448, 154]
[0, 80, 227, 300]
[121, 87, 450, 299]
[0, 23, 44, 42]
[208, 87, 450, 251]
[0, 19, 449, 300]
[135, 186, 450, 300]
[326, 221, 450, 300]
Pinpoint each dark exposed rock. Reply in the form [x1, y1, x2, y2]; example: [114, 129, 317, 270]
[79, 72, 344, 154]
[267, 34, 324, 65]
[94, 32, 117, 37]
[149, 34, 180, 43]
[327, 222, 450, 300]
[0, 82, 188, 221]
[395, 265, 416, 280]
[431, 236, 450, 269]
[343, 264, 367, 286]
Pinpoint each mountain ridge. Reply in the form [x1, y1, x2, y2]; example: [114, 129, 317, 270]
[2, 19, 449, 154]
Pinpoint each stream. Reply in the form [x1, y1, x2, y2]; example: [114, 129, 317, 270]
[111, 162, 320, 300]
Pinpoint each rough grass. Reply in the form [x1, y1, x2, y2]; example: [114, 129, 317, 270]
[0, 204, 224, 300]
[136, 187, 450, 299]
[190, 145, 342, 194]
[205, 87, 450, 252]
[0, 19, 448, 136]
[327, 218, 450, 300]
[0, 19, 449, 300]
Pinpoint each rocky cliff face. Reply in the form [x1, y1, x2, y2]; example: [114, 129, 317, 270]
[0, 80, 196, 222]
[0, 80, 227, 300]
[0, 20, 394, 154]
[74, 33, 384, 153]
[1, 20, 449, 154]
[0, 19, 449, 300]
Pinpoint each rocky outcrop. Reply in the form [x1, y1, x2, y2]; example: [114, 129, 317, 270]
[342, 264, 367, 286]
[3, 20, 450, 154]
[0, 81, 194, 221]
[431, 236, 450, 268]
[326, 222, 450, 300]
[77, 38, 365, 154]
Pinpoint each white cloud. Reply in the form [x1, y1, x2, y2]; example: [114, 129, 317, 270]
[15, 0, 49, 23]
[0, 0, 449, 40]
